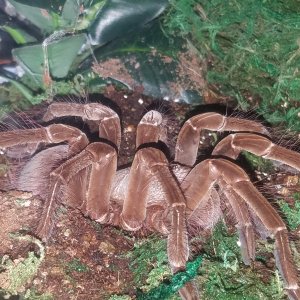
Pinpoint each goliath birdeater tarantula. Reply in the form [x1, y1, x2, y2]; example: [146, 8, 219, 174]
[0, 101, 299, 299]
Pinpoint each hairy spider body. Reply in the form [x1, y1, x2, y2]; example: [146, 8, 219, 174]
[1, 102, 299, 299]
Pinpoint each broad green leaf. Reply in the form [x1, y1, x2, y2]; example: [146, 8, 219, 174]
[75, 1, 107, 31]
[13, 33, 87, 83]
[9, 0, 66, 11]
[61, 0, 84, 27]
[8, 0, 58, 33]
[88, 0, 168, 45]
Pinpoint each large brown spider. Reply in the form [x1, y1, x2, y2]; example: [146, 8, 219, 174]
[0, 101, 299, 299]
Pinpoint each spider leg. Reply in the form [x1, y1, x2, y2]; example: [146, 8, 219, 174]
[135, 110, 164, 148]
[36, 105, 121, 240]
[0, 124, 89, 155]
[175, 112, 269, 167]
[119, 110, 199, 299]
[120, 110, 169, 230]
[182, 159, 300, 299]
[122, 146, 189, 265]
[212, 132, 300, 170]
[43, 102, 121, 148]
[121, 145, 200, 300]
[36, 142, 117, 240]
[121, 111, 189, 266]
[219, 179, 256, 265]
[212, 132, 300, 265]
[0, 124, 89, 198]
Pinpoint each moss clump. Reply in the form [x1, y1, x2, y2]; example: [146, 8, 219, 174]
[164, 0, 300, 129]
[128, 235, 202, 299]
[0, 235, 44, 295]
[65, 258, 89, 273]
[277, 193, 300, 230]
[137, 257, 202, 300]
[128, 236, 170, 290]
[198, 223, 285, 300]
[199, 261, 285, 300]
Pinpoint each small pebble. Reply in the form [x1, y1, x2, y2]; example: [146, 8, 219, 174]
[63, 229, 71, 237]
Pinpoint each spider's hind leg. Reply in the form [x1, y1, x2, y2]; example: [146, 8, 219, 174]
[212, 132, 300, 171]
[213, 134, 300, 299]
[219, 180, 256, 265]
[182, 158, 300, 299]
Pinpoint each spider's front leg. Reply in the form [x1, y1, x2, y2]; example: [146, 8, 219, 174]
[182, 159, 300, 300]
[120, 111, 189, 265]
[34, 102, 121, 240]
[120, 111, 199, 300]
[43, 102, 121, 148]
[0, 123, 89, 155]
[36, 142, 117, 239]
[121, 147, 189, 265]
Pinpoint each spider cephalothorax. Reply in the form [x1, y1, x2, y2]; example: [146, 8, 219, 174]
[0, 101, 299, 299]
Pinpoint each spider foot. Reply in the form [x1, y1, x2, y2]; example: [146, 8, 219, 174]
[119, 213, 143, 231]
[178, 281, 200, 300]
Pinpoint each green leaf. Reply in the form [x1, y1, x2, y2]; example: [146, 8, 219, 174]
[61, 0, 84, 27]
[8, 0, 58, 33]
[88, 0, 168, 45]
[10, 0, 66, 11]
[8, 79, 35, 103]
[12, 33, 87, 83]
[1, 25, 26, 44]
[1, 25, 37, 44]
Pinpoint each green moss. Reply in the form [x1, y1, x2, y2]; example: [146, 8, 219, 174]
[137, 257, 202, 300]
[109, 295, 132, 300]
[0, 235, 44, 295]
[197, 223, 285, 300]
[143, 265, 171, 291]
[128, 236, 170, 288]
[242, 151, 275, 173]
[203, 223, 241, 261]
[198, 261, 285, 300]
[164, 0, 300, 129]
[127, 235, 202, 299]
[277, 193, 300, 230]
[24, 289, 54, 300]
[65, 258, 89, 273]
